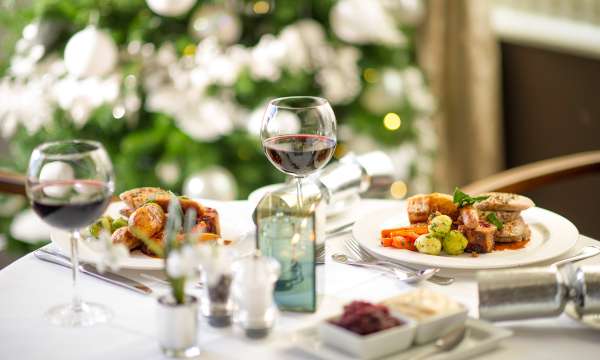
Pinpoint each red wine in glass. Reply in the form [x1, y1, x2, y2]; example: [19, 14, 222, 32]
[263, 134, 336, 177]
[30, 179, 111, 230]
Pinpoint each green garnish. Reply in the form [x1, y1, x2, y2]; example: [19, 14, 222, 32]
[453, 187, 489, 207]
[486, 213, 504, 230]
[111, 217, 128, 231]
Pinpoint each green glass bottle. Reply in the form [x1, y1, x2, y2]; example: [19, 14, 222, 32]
[255, 181, 325, 313]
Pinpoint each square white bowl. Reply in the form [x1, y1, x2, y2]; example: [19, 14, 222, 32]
[318, 312, 416, 360]
[412, 307, 468, 344]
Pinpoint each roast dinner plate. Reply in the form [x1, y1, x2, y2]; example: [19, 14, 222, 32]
[50, 200, 255, 270]
[352, 204, 579, 270]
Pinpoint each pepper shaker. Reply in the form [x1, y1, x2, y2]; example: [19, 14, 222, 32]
[198, 243, 234, 327]
[232, 251, 280, 338]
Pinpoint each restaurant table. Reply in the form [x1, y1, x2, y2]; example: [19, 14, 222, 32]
[0, 200, 599, 360]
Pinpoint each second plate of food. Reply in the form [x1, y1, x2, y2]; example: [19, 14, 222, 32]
[352, 205, 578, 270]
[50, 199, 255, 270]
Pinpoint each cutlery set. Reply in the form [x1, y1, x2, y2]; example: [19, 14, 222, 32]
[35, 241, 600, 294]
[34, 248, 152, 295]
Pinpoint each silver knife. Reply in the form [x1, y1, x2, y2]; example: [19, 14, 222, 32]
[34, 249, 152, 295]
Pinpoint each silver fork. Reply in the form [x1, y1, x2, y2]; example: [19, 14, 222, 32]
[345, 237, 454, 285]
[316, 245, 325, 265]
[315, 228, 353, 265]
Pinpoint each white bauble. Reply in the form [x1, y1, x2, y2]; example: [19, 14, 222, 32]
[360, 68, 406, 113]
[10, 209, 54, 243]
[189, 4, 241, 44]
[183, 166, 237, 201]
[64, 26, 118, 78]
[382, 0, 425, 26]
[155, 161, 181, 185]
[361, 84, 401, 114]
[146, 0, 196, 17]
[39, 161, 74, 198]
[382, 68, 405, 99]
[330, 0, 406, 46]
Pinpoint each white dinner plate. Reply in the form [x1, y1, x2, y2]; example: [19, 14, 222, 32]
[50, 200, 255, 270]
[352, 204, 579, 270]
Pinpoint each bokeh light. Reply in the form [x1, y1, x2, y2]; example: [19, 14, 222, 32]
[383, 112, 401, 130]
[363, 68, 379, 83]
[390, 180, 408, 199]
[253, 1, 270, 14]
[183, 44, 196, 56]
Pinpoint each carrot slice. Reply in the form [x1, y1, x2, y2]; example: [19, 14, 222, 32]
[381, 237, 393, 247]
[381, 225, 428, 238]
[401, 231, 420, 242]
[391, 236, 416, 250]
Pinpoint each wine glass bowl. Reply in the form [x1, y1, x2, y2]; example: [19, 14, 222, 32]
[261, 96, 337, 178]
[26, 140, 114, 327]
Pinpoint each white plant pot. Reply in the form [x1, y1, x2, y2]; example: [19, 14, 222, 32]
[156, 295, 200, 358]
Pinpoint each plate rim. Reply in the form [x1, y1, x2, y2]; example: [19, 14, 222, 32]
[352, 205, 579, 270]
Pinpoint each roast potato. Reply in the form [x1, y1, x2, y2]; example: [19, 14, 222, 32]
[120, 187, 170, 210]
[128, 202, 166, 240]
[119, 187, 204, 215]
[407, 193, 458, 224]
[111, 227, 141, 250]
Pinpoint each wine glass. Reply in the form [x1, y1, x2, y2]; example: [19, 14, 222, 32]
[26, 140, 114, 327]
[261, 96, 337, 208]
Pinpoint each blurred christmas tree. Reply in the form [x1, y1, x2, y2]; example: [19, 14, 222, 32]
[0, 0, 435, 250]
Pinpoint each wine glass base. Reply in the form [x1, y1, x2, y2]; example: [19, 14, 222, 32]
[45, 302, 113, 327]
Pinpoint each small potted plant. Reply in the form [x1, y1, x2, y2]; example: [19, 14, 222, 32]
[156, 195, 201, 358]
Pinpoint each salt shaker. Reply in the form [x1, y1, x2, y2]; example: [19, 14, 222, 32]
[199, 244, 234, 327]
[232, 251, 281, 338]
[478, 267, 568, 321]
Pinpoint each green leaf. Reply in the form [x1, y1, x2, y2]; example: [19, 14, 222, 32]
[168, 276, 186, 305]
[453, 187, 489, 208]
[486, 213, 504, 230]
[164, 191, 183, 254]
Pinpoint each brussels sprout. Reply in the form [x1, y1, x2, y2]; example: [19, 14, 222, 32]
[443, 230, 468, 255]
[111, 217, 128, 232]
[428, 215, 453, 236]
[415, 234, 442, 255]
[89, 215, 113, 238]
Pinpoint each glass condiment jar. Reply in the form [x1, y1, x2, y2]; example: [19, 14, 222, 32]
[232, 250, 280, 338]
[198, 243, 234, 327]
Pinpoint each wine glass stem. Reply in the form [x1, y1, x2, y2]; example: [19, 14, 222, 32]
[295, 177, 303, 210]
[70, 230, 83, 313]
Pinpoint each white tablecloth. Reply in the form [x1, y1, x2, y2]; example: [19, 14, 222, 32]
[0, 200, 599, 360]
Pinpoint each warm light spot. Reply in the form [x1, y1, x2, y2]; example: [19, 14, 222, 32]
[253, 1, 270, 14]
[291, 233, 300, 245]
[383, 112, 401, 130]
[334, 143, 347, 158]
[112, 106, 125, 119]
[390, 181, 408, 199]
[363, 68, 379, 83]
[183, 44, 196, 56]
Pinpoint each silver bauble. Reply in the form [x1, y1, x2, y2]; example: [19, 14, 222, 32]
[64, 26, 118, 78]
[183, 166, 237, 201]
[189, 4, 241, 44]
[146, 0, 196, 17]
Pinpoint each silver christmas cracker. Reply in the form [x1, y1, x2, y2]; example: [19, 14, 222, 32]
[478, 267, 568, 321]
[572, 265, 600, 316]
